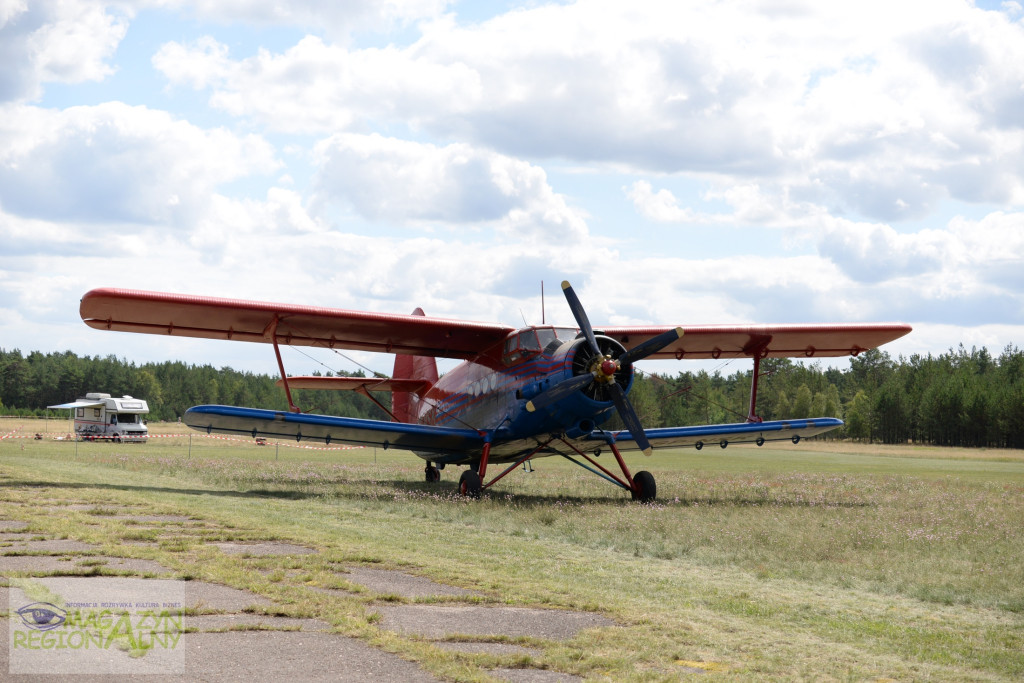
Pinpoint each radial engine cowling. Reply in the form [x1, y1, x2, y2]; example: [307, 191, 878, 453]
[568, 333, 633, 402]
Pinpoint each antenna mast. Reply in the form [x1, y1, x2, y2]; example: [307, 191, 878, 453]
[541, 281, 545, 324]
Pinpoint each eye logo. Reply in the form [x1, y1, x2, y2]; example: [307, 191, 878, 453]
[16, 602, 67, 631]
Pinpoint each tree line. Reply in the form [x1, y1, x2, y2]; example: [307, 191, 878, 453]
[2, 345, 1022, 448]
[0, 349, 388, 423]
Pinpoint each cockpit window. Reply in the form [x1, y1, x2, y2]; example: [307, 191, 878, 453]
[503, 327, 579, 364]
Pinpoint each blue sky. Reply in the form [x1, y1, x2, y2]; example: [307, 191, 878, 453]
[2, 0, 1024, 381]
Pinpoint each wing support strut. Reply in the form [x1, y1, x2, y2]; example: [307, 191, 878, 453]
[745, 338, 771, 424]
[481, 439, 553, 490]
[351, 385, 399, 422]
[557, 435, 636, 493]
[267, 316, 300, 413]
[475, 434, 640, 496]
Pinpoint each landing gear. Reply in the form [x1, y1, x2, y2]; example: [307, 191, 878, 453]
[425, 464, 441, 483]
[631, 470, 656, 503]
[458, 469, 482, 498]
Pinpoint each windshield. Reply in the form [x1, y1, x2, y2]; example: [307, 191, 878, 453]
[504, 327, 578, 363]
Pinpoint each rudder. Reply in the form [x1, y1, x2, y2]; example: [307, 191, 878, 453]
[392, 307, 439, 423]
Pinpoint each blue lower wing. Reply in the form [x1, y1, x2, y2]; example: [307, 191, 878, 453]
[184, 405, 485, 454]
[584, 417, 844, 451]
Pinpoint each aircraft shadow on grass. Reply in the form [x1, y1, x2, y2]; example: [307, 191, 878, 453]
[2, 477, 875, 509]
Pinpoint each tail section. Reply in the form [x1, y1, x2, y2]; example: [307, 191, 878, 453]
[392, 307, 438, 423]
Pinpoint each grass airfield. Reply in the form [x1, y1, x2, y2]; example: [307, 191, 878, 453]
[3, 417, 1024, 681]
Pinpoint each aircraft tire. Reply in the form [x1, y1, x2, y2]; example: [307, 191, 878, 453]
[459, 470, 482, 499]
[425, 464, 440, 483]
[631, 471, 656, 503]
[756, 437, 765, 447]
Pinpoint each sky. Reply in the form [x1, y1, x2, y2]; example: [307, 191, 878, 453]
[2, 0, 1024, 383]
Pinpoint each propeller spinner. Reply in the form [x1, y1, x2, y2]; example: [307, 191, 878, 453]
[525, 281, 683, 456]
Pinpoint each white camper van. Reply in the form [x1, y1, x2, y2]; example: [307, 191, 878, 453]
[48, 393, 149, 442]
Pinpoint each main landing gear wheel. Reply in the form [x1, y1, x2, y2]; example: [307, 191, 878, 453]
[458, 470, 482, 499]
[631, 470, 656, 503]
[425, 464, 440, 483]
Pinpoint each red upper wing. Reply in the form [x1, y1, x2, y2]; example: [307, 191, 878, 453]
[81, 288, 910, 362]
[80, 288, 515, 360]
[604, 323, 912, 359]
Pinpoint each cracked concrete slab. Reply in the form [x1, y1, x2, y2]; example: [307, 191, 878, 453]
[2, 625, 441, 681]
[435, 641, 543, 657]
[344, 567, 484, 598]
[0, 555, 171, 575]
[1, 539, 99, 554]
[0, 555, 82, 573]
[375, 605, 614, 640]
[213, 541, 316, 556]
[185, 613, 332, 632]
[7, 577, 272, 613]
[492, 669, 583, 683]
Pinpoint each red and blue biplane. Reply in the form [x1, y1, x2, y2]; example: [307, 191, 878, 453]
[80, 282, 910, 501]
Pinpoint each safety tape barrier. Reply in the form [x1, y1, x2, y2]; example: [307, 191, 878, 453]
[1, 431, 364, 451]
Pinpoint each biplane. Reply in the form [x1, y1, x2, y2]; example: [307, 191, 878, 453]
[80, 282, 910, 501]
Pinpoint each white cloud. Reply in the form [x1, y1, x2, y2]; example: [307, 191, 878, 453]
[152, 1, 1024, 223]
[0, 103, 279, 225]
[0, 0, 127, 102]
[154, 35, 481, 134]
[312, 133, 588, 242]
[150, 0, 449, 37]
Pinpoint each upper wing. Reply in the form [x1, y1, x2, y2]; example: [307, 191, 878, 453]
[185, 404, 485, 454]
[80, 288, 515, 360]
[603, 323, 912, 359]
[276, 376, 431, 393]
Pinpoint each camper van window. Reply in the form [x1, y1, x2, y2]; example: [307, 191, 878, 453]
[93, 408, 101, 418]
[76, 408, 84, 418]
[110, 414, 117, 425]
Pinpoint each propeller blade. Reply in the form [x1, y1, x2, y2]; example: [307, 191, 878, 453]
[525, 373, 595, 412]
[561, 281, 601, 356]
[619, 327, 684, 365]
[609, 382, 653, 456]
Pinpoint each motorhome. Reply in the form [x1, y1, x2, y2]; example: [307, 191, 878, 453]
[48, 393, 149, 442]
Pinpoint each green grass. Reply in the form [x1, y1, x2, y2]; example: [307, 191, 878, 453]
[2, 418, 1024, 680]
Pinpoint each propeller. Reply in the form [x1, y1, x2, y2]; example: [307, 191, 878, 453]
[526, 280, 683, 456]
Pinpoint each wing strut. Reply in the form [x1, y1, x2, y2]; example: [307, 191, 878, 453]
[745, 338, 771, 423]
[268, 316, 300, 413]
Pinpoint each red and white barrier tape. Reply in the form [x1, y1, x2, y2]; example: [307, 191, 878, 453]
[2, 430, 363, 451]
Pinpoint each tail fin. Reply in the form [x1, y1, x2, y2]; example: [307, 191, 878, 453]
[392, 307, 438, 423]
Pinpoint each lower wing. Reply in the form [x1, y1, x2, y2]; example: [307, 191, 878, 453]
[585, 417, 843, 450]
[184, 405, 484, 454]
